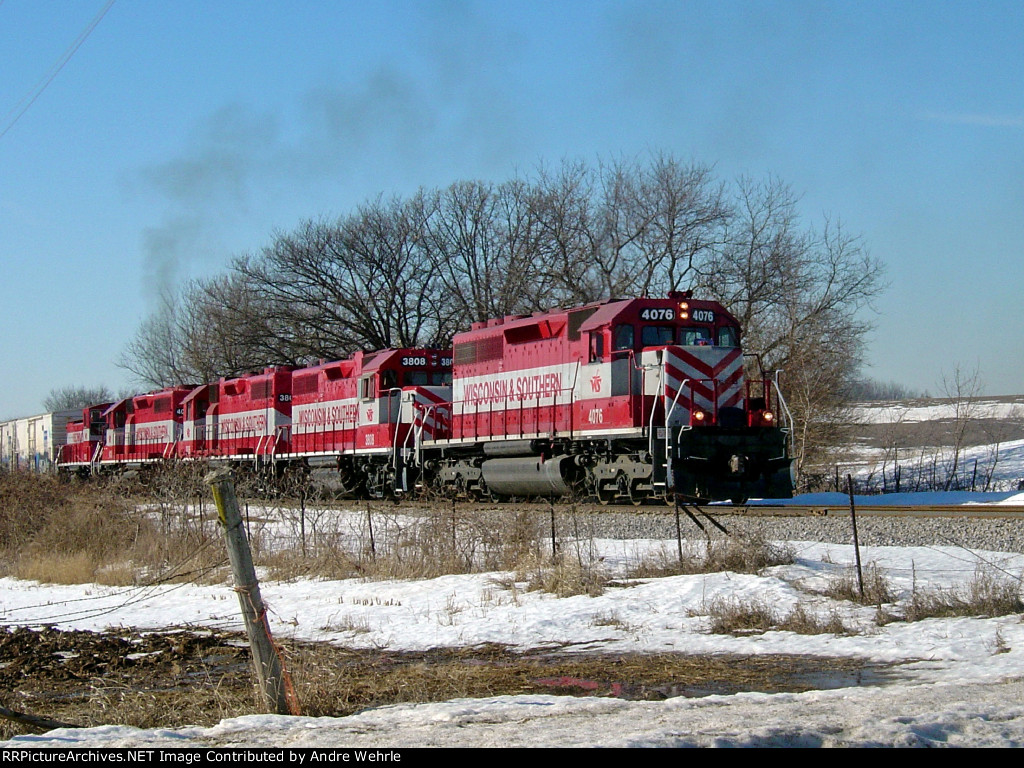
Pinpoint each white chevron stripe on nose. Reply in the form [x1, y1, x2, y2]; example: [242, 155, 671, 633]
[663, 347, 745, 419]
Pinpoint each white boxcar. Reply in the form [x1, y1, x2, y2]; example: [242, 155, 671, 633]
[0, 410, 79, 472]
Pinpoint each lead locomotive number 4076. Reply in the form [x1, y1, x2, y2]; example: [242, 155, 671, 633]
[58, 293, 794, 504]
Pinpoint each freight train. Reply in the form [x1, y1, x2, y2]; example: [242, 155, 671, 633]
[52, 293, 794, 503]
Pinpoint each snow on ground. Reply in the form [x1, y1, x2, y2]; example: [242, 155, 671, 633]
[854, 397, 1024, 425]
[837, 399, 1024, 491]
[4, 492, 1024, 747]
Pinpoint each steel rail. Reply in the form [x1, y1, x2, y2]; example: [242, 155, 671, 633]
[316, 498, 1024, 519]
[702, 503, 1024, 519]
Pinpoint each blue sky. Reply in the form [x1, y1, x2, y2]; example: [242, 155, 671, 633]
[1, 0, 1022, 418]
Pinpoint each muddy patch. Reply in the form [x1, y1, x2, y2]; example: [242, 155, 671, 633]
[1, 627, 904, 738]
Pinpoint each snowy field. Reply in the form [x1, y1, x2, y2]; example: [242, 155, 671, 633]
[4, 492, 1024, 747]
[854, 396, 1024, 425]
[827, 397, 1024, 496]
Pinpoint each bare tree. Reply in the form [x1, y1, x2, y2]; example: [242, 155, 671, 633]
[234, 196, 448, 358]
[118, 291, 191, 388]
[941, 363, 983, 490]
[604, 153, 729, 297]
[43, 385, 114, 412]
[423, 179, 549, 324]
[698, 177, 885, 484]
[531, 160, 606, 304]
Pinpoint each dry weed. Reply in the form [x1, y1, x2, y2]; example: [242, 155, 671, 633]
[519, 553, 608, 597]
[706, 597, 854, 636]
[903, 569, 1024, 622]
[825, 562, 896, 606]
[630, 532, 795, 578]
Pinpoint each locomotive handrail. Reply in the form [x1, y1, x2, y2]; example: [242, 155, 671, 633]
[647, 362, 663, 458]
[412, 401, 445, 465]
[445, 380, 577, 445]
[272, 425, 291, 462]
[772, 370, 794, 457]
[385, 387, 404, 472]
[401, 403, 417, 455]
[568, 362, 580, 438]
[662, 377, 691, 489]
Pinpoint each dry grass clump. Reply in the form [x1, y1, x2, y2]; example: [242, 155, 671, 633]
[519, 553, 608, 597]
[630, 532, 795, 578]
[705, 533, 795, 573]
[705, 596, 854, 636]
[778, 604, 852, 636]
[825, 562, 896, 606]
[706, 597, 777, 635]
[0, 470, 227, 586]
[259, 501, 614, 598]
[262, 505, 546, 583]
[903, 569, 1024, 622]
[0, 472, 139, 584]
[822, 561, 1023, 626]
[1, 472, 584, 590]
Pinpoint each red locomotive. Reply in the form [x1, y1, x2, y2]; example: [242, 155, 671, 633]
[56, 294, 793, 502]
[418, 292, 791, 503]
[102, 386, 194, 465]
[288, 349, 451, 496]
[58, 403, 112, 469]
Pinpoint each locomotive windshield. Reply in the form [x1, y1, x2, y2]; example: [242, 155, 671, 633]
[617, 321, 741, 350]
[403, 370, 452, 386]
[641, 325, 674, 347]
[679, 327, 712, 346]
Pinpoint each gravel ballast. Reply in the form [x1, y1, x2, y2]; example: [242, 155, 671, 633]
[563, 509, 1024, 553]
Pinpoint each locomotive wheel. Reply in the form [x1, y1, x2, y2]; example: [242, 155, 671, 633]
[611, 471, 632, 506]
[625, 476, 645, 506]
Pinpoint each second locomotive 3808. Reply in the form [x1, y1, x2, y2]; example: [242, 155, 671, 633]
[57, 293, 794, 503]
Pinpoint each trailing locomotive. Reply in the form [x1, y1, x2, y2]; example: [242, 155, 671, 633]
[55, 294, 793, 502]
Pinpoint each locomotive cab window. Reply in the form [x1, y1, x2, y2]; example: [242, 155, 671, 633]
[613, 324, 634, 352]
[641, 325, 674, 348]
[404, 371, 428, 386]
[679, 327, 712, 346]
[359, 376, 375, 400]
[380, 369, 398, 391]
[718, 327, 739, 347]
[589, 331, 605, 363]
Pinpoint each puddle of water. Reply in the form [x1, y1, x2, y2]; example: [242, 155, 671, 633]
[532, 664, 906, 700]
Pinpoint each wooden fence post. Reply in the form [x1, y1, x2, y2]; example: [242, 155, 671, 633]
[206, 468, 299, 715]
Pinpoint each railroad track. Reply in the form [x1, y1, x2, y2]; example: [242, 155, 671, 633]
[348, 498, 1024, 520]
[726, 503, 1024, 519]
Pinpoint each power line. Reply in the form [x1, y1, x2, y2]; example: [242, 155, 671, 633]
[0, 0, 116, 141]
